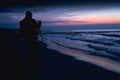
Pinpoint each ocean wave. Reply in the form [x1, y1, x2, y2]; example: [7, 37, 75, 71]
[101, 32, 120, 37]
[50, 41, 120, 62]
[43, 39, 120, 73]
[40, 31, 120, 62]
[67, 37, 114, 46]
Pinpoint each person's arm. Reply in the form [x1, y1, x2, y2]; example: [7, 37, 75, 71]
[37, 21, 41, 28]
[19, 20, 25, 37]
[32, 19, 41, 28]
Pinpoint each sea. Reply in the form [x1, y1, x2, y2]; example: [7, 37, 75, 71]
[3, 23, 120, 73]
[38, 28, 120, 73]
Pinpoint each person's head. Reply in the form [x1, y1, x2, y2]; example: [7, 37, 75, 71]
[25, 11, 32, 19]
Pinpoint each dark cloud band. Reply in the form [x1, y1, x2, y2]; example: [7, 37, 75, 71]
[0, 0, 120, 7]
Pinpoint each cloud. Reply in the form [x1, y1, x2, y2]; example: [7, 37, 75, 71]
[1, 0, 120, 6]
[0, 0, 120, 13]
[0, 14, 14, 23]
[44, 21, 89, 23]
[0, 3, 120, 27]
[0, 0, 120, 14]
[43, 20, 90, 26]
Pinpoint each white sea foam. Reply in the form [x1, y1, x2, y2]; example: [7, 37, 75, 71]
[38, 36, 120, 73]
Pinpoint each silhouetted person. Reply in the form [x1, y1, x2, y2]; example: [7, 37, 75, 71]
[19, 11, 41, 63]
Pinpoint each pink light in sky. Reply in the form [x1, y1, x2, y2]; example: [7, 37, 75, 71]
[0, 5, 120, 27]
[44, 21, 90, 26]
[51, 7, 120, 26]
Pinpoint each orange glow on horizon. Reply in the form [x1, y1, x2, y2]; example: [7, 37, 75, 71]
[44, 19, 120, 26]
[44, 21, 89, 26]
[43, 10, 120, 26]
[88, 16, 120, 24]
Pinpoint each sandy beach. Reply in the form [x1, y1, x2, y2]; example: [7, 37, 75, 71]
[0, 28, 120, 80]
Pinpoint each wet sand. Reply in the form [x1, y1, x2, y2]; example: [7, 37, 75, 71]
[45, 40, 120, 73]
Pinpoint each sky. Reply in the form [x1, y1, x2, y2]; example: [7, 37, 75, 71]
[0, 0, 120, 29]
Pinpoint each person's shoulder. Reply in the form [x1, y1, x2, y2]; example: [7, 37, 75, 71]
[20, 18, 25, 23]
[31, 18, 37, 22]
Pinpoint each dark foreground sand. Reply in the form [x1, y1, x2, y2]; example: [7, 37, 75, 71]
[0, 28, 120, 80]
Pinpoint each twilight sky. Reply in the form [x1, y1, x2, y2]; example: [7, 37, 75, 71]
[0, 0, 120, 29]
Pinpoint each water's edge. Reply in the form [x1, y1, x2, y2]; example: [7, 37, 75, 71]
[41, 39, 120, 74]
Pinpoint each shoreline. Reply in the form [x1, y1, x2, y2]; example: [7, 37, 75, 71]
[1, 28, 120, 80]
[42, 39, 120, 73]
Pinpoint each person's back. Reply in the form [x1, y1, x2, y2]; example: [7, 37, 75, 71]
[20, 18, 37, 39]
[19, 11, 41, 61]
[20, 11, 39, 40]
